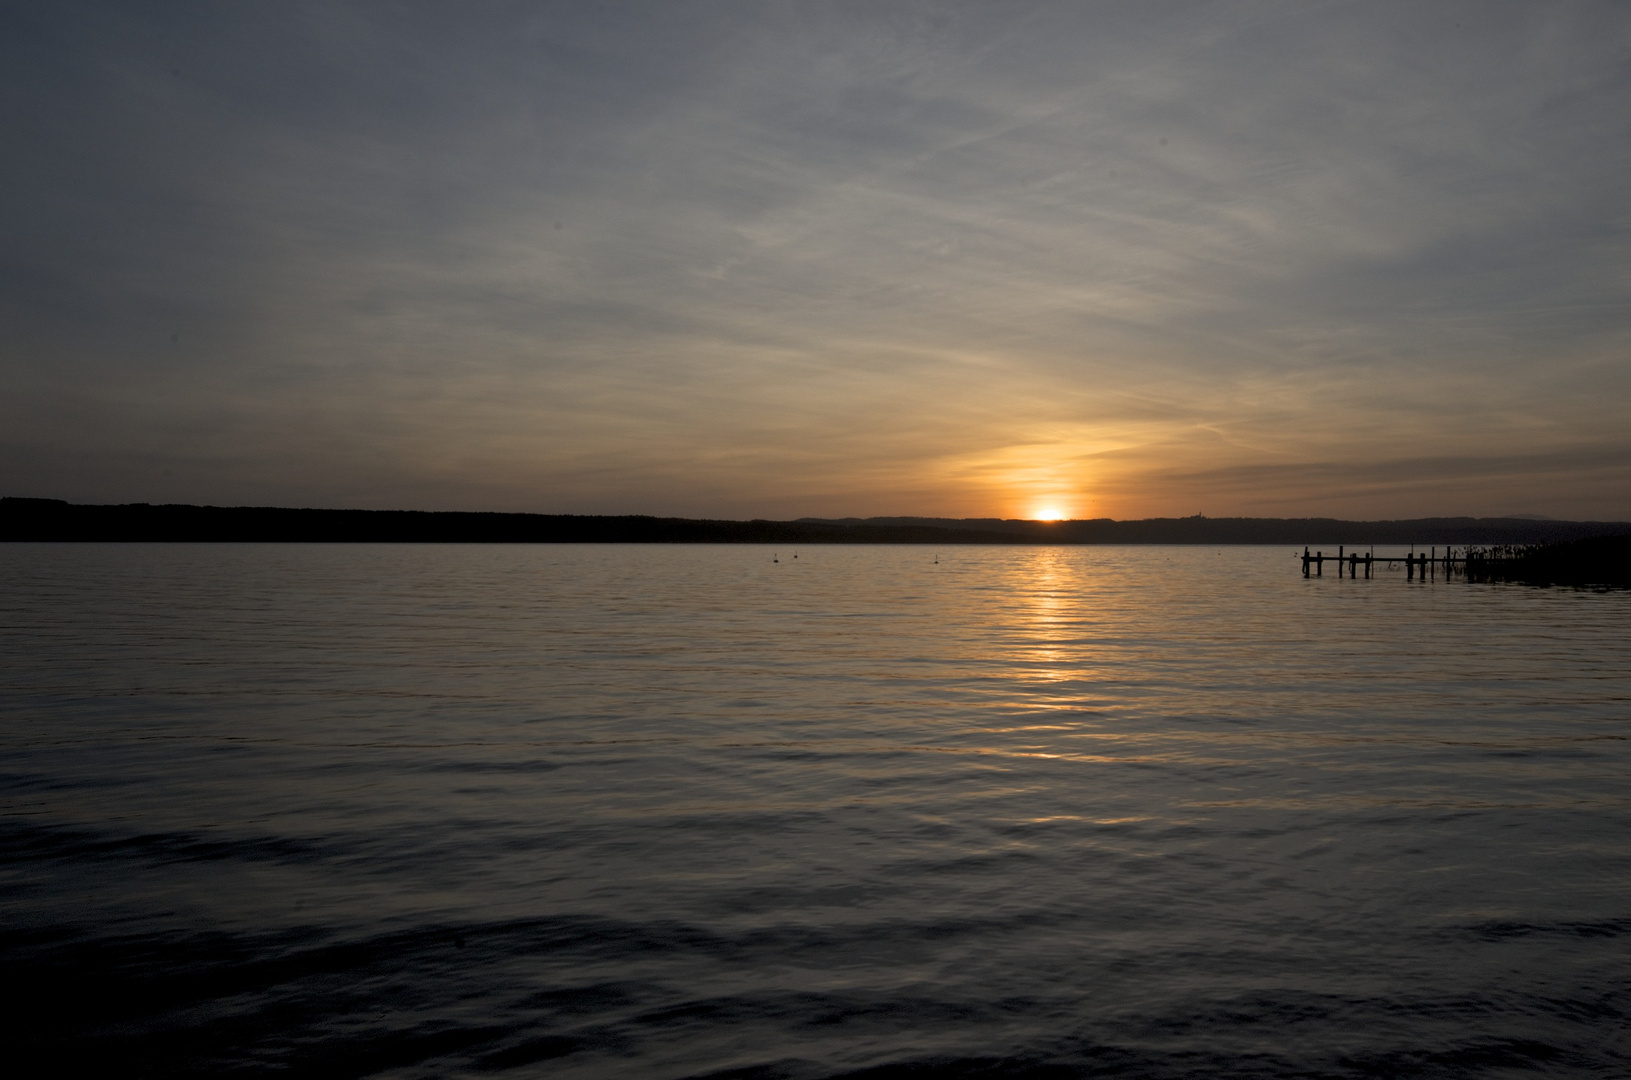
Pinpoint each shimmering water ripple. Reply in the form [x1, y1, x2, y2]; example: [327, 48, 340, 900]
[2, 543, 1628, 1077]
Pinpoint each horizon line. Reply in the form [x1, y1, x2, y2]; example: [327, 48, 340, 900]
[5, 496, 1629, 527]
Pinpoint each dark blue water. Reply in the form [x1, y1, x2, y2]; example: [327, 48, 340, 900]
[3, 544, 1629, 1078]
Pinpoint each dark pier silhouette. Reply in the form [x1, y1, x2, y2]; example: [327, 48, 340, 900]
[1301, 538, 1631, 587]
[1301, 544, 1460, 579]
[1303, 544, 1493, 580]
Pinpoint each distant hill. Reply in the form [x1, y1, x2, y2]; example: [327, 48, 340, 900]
[5, 498, 1629, 544]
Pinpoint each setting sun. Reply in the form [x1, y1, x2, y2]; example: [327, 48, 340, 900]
[1035, 507, 1066, 521]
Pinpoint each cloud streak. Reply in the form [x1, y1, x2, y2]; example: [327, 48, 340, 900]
[4, 0, 1630, 517]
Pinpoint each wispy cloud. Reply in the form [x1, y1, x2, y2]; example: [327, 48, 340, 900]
[4, 1, 1629, 517]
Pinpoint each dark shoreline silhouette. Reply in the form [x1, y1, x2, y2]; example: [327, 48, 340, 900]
[5, 497, 1629, 545]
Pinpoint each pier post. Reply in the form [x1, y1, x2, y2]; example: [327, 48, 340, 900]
[1339, 544, 1344, 577]
[1302, 546, 1310, 577]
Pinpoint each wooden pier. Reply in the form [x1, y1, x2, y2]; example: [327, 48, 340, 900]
[1301, 537, 1630, 587]
[1300, 545, 1477, 580]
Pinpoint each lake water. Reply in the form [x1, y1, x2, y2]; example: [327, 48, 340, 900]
[2, 543, 1629, 1078]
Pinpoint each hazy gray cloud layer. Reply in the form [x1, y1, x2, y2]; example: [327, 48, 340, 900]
[4, 1, 1630, 518]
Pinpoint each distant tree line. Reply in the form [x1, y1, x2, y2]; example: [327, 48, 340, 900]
[5, 497, 1629, 546]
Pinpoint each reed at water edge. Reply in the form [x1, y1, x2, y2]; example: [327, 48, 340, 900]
[1459, 534, 1631, 588]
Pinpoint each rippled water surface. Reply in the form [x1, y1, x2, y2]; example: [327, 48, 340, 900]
[3, 543, 1630, 1078]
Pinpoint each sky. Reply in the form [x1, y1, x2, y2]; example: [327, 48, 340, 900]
[3, 1, 1630, 521]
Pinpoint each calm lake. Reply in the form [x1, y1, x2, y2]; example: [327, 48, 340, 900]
[3, 544, 1629, 1078]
